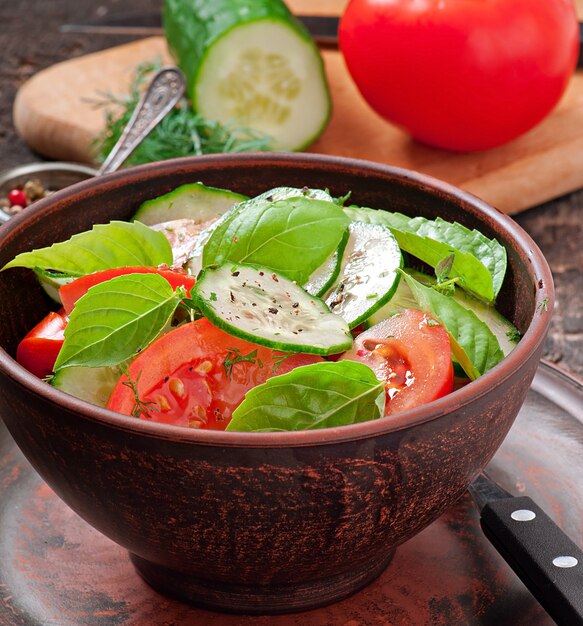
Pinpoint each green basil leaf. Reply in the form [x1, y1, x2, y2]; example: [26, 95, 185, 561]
[401, 271, 504, 379]
[203, 196, 350, 284]
[201, 187, 333, 269]
[54, 273, 183, 370]
[226, 361, 386, 432]
[345, 207, 506, 303]
[2, 221, 172, 276]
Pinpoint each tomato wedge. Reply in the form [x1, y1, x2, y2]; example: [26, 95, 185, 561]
[107, 318, 322, 430]
[59, 266, 196, 315]
[16, 310, 68, 378]
[341, 309, 454, 415]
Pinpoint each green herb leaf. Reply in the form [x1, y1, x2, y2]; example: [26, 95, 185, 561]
[345, 207, 506, 303]
[226, 361, 386, 432]
[401, 271, 504, 379]
[223, 347, 261, 380]
[203, 196, 349, 284]
[2, 221, 172, 276]
[54, 273, 183, 370]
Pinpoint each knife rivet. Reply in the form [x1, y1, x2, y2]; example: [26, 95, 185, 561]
[511, 509, 536, 521]
[552, 556, 578, 568]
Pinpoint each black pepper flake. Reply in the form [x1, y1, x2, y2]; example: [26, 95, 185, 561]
[230, 291, 236, 302]
[232, 271, 240, 277]
[292, 302, 299, 308]
[259, 271, 265, 276]
[268, 307, 278, 314]
[271, 273, 279, 282]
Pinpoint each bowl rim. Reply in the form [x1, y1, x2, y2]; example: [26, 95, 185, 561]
[0, 152, 554, 447]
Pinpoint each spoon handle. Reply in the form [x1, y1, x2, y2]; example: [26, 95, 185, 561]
[98, 66, 186, 175]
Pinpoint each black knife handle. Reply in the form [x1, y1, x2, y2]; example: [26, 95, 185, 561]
[480, 495, 583, 625]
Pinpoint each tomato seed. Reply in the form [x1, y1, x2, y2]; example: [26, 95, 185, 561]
[168, 377, 186, 399]
[195, 360, 213, 374]
[156, 394, 172, 412]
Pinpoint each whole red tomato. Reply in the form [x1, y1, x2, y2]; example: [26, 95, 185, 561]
[339, 0, 580, 151]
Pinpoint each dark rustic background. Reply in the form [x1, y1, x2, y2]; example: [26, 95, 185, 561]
[0, 0, 581, 378]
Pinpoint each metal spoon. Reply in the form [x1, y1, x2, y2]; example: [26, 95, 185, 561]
[0, 66, 186, 223]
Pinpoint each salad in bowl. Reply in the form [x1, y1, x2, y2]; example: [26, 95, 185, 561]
[6, 176, 519, 433]
[0, 154, 552, 613]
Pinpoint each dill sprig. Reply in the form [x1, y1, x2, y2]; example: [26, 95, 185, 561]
[92, 61, 275, 167]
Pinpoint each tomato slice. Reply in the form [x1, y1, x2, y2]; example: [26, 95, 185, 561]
[341, 309, 454, 415]
[107, 318, 322, 430]
[59, 266, 196, 315]
[16, 310, 68, 378]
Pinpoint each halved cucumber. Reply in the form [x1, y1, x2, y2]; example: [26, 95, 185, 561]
[52, 365, 121, 407]
[133, 182, 247, 226]
[193, 263, 352, 355]
[164, 0, 331, 150]
[324, 221, 403, 328]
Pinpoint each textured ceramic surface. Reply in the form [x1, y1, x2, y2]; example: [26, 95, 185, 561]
[0, 153, 554, 613]
[2, 362, 581, 625]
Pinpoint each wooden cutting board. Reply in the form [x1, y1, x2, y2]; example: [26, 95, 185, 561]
[12, 0, 583, 214]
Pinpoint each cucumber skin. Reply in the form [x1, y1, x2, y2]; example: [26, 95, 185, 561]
[133, 182, 247, 225]
[164, 0, 308, 100]
[163, 0, 331, 151]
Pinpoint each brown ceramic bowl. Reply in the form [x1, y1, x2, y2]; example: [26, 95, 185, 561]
[0, 153, 553, 614]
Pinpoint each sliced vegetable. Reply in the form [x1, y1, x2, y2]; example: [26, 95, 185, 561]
[52, 365, 121, 407]
[163, 0, 331, 150]
[133, 181, 247, 225]
[59, 266, 196, 315]
[54, 273, 185, 370]
[345, 206, 506, 302]
[202, 195, 350, 284]
[324, 221, 402, 328]
[303, 232, 348, 298]
[400, 272, 504, 379]
[368, 269, 520, 357]
[1, 221, 172, 276]
[151, 218, 218, 269]
[226, 360, 385, 432]
[193, 263, 353, 355]
[106, 317, 322, 429]
[341, 308, 454, 415]
[16, 310, 68, 379]
[34, 269, 75, 304]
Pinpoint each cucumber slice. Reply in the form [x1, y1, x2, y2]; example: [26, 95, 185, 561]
[164, 0, 331, 150]
[303, 236, 348, 298]
[193, 263, 352, 355]
[324, 222, 403, 328]
[368, 269, 520, 357]
[52, 365, 121, 407]
[34, 269, 75, 304]
[133, 182, 247, 226]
